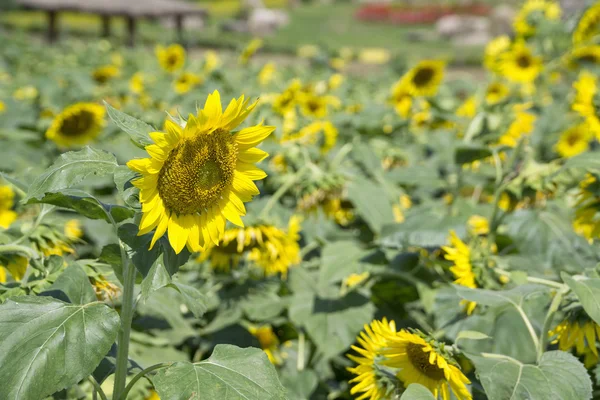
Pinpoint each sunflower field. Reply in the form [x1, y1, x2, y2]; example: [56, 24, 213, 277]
[4, 1, 600, 399]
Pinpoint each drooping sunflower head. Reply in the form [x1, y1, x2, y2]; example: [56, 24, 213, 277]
[92, 65, 120, 85]
[572, 71, 600, 135]
[390, 80, 413, 118]
[555, 123, 592, 158]
[381, 330, 472, 400]
[298, 177, 354, 226]
[550, 310, 600, 368]
[127, 91, 274, 254]
[498, 110, 537, 148]
[31, 223, 76, 258]
[401, 60, 445, 97]
[64, 219, 84, 241]
[248, 325, 282, 364]
[347, 318, 399, 400]
[129, 72, 145, 94]
[281, 120, 338, 154]
[500, 42, 543, 83]
[484, 35, 511, 73]
[46, 103, 106, 147]
[485, 81, 510, 105]
[514, 0, 561, 37]
[574, 2, 600, 45]
[455, 96, 477, 119]
[569, 45, 600, 69]
[155, 44, 186, 73]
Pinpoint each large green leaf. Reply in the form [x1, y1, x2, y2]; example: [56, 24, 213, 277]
[347, 177, 394, 234]
[318, 240, 368, 290]
[560, 151, 600, 172]
[104, 101, 154, 148]
[472, 351, 592, 400]
[152, 344, 286, 400]
[454, 144, 492, 165]
[400, 384, 436, 400]
[562, 273, 600, 326]
[42, 264, 97, 304]
[24, 147, 119, 202]
[118, 223, 161, 277]
[0, 296, 119, 400]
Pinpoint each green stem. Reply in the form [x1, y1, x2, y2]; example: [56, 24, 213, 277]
[120, 362, 172, 400]
[259, 166, 307, 219]
[297, 332, 305, 371]
[495, 270, 566, 289]
[537, 287, 569, 363]
[516, 305, 540, 352]
[0, 243, 39, 259]
[11, 204, 53, 245]
[112, 246, 135, 400]
[88, 376, 108, 400]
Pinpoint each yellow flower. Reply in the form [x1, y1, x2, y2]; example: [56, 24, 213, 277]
[574, 2, 600, 44]
[555, 123, 592, 158]
[573, 175, 600, 240]
[456, 96, 477, 118]
[127, 91, 273, 254]
[569, 45, 600, 69]
[1, 255, 28, 281]
[258, 63, 276, 86]
[467, 215, 489, 236]
[200, 216, 301, 278]
[514, 0, 561, 37]
[282, 120, 338, 154]
[550, 318, 600, 368]
[400, 60, 445, 97]
[273, 79, 302, 115]
[0, 100, 5, 114]
[343, 272, 370, 289]
[485, 81, 510, 105]
[239, 38, 263, 65]
[500, 41, 542, 83]
[35, 236, 75, 257]
[0, 185, 17, 229]
[382, 331, 471, 400]
[13, 86, 38, 101]
[173, 72, 203, 94]
[145, 390, 160, 400]
[328, 73, 345, 90]
[297, 44, 320, 59]
[484, 35, 511, 73]
[46, 103, 106, 147]
[347, 318, 398, 400]
[572, 71, 600, 138]
[330, 57, 346, 71]
[358, 48, 391, 65]
[91, 275, 121, 302]
[155, 44, 186, 73]
[64, 219, 83, 240]
[92, 65, 119, 85]
[248, 325, 281, 364]
[390, 81, 413, 118]
[392, 194, 412, 223]
[298, 93, 340, 119]
[498, 111, 536, 148]
[442, 231, 477, 315]
[203, 50, 221, 74]
[129, 72, 145, 94]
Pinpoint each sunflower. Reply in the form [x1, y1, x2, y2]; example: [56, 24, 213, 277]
[390, 81, 413, 118]
[155, 44, 186, 73]
[467, 215, 489, 236]
[92, 65, 120, 85]
[456, 96, 477, 118]
[298, 186, 354, 226]
[248, 325, 282, 365]
[130, 72, 146, 94]
[484, 35, 511, 73]
[91, 275, 121, 302]
[343, 272, 370, 290]
[0, 255, 28, 283]
[574, 2, 600, 44]
[347, 318, 399, 400]
[258, 63, 277, 86]
[203, 50, 221, 74]
[392, 194, 412, 223]
[0, 100, 5, 114]
[569, 45, 600, 69]
[498, 111, 537, 147]
[573, 175, 600, 240]
[299, 93, 340, 119]
[485, 81, 510, 105]
[46, 103, 105, 147]
[282, 121, 338, 154]
[514, 0, 561, 37]
[200, 216, 301, 277]
[173, 72, 203, 94]
[400, 60, 445, 97]
[555, 123, 592, 158]
[239, 38, 263, 65]
[358, 48, 391, 65]
[572, 71, 600, 137]
[64, 219, 83, 240]
[32, 226, 75, 257]
[127, 91, 273, 254]
[500, 41, 542, 83]
[381, 330, 471, 400]
[0, 185, 17, 229]
[442, 231, 477, 315]
[550, 315, 600, 368]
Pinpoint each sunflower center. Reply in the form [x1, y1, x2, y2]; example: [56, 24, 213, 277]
[578, 54, 599, 64]
[567, 131, 583, 146]
[157, 129, 237, 215]
[167, 53, 179, 66]
[516, 55, 532, 68]
[412, 67, 435, 87]
[60, 111, 95, 136]
[406, 342, 446, 381]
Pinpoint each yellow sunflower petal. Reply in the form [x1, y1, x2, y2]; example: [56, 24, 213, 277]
[235, 125, 275, 150]
[168, 214, 190, 254]
[238, 147, 269, 164]
[237, 162, 267, 181]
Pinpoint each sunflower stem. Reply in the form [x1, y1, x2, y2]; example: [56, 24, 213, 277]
[259, 166, 308, 219]
[537, 287, 569, 363]
[297, 331, 305, 371]
[88, 376, 108, 400]
[120, 362, 172, 400]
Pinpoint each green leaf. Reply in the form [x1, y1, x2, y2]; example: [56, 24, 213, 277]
[562, 273, 600, 326]
[42, 264, 97, 304]
[118, 223, 161, 277]
[463, 112, 485, 142]
[99, 244, 123, 282]
[560, 151, 600, 172]
[114, 165, 139, 208]
[0, 296, 119, 400]
[455, 330, 491, 343]
[400, 384, 436, 400]
[152, 344, 286, 400]
[280, 370, 319, 400]
[472, 351, 592, 400]
[27, 189, 134, 223]
[318, 240, 367, 289]
[241, 291, 286, 321]
[141, 259, 172, 302]
[347, 177, 394, 234]
[24, 147, 118, 202]
[454, 144, 492, 165]
[380, 213, 465, 249]
[104, 101, 154, 148]
[168, 282, 208, 318]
